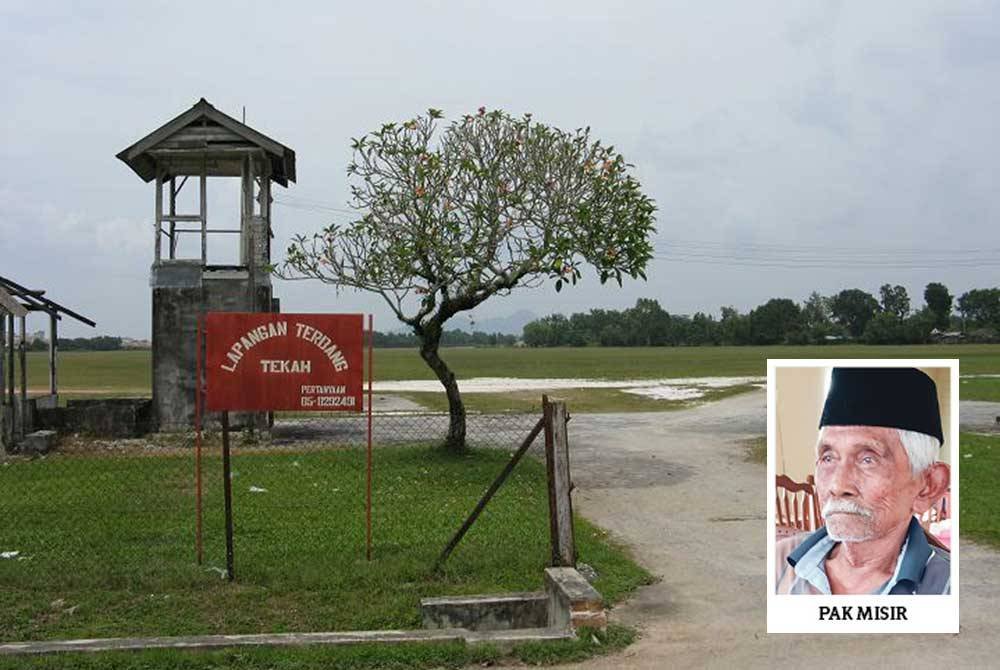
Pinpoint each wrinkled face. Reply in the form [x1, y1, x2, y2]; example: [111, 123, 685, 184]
[815, 425, 922, 542]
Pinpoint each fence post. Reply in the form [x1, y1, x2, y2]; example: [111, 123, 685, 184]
[543, 396, 576, 567]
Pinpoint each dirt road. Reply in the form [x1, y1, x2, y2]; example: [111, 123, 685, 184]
[556, 391, 999, 669]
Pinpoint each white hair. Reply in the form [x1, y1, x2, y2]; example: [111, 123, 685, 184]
[897, 428, 941, 477]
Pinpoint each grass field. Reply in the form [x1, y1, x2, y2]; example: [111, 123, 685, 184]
[958, 432, 1000, 549]
[24, 350, 150, 395]
[0, 443, 651, 665]
[371, 344, 1000, 380]
[958, 377, 1000, 402]
[19, 344, 1000, 410]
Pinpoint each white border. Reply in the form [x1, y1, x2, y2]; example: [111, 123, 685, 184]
[766, 359, 959, 634]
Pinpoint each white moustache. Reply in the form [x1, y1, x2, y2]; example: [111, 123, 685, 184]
[822, 499, 874, 520]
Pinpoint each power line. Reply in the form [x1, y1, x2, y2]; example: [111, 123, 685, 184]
[653, 252, 1000, 270]
[272, 196, 357, 215]
[656, 240, 1000, 256]
[271, 194, 998, 266]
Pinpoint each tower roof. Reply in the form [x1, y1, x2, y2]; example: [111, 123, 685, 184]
[116, 98, 296, 186]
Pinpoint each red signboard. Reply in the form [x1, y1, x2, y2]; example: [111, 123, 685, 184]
[205, 312, 364, 412]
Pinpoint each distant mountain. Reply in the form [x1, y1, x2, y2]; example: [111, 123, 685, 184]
[467, 310, 538, 336]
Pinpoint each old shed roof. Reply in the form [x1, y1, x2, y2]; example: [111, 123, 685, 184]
[116, 98, 296, 186]
[0, 276, 96, 326]
[0, 287, 27, 318]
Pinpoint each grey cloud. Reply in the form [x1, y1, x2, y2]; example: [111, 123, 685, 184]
[2, 1, 999, 337]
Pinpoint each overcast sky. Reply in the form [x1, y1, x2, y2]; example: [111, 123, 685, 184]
[2, 1, 999, 337]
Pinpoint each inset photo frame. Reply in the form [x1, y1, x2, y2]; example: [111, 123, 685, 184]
[766, 359, 959, 634]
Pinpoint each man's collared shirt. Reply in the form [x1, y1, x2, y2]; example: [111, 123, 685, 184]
[775, 517, 951, 595]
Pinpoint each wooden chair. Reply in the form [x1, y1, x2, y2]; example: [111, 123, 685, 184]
[776, 474, 822, 533]
[775, 524, 805, 540]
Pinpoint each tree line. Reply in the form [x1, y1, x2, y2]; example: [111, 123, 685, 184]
[22, 332, 516, 352]
[374, 330, 517, 348]
[23, 336, 126, 352]
[522, 283, 998, 347]
[20, 281, 998, 351]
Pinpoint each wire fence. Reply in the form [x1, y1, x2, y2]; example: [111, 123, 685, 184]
[0, 410, 543, 589]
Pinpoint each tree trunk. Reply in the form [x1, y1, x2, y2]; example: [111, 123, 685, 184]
[420, 337, 467, 453]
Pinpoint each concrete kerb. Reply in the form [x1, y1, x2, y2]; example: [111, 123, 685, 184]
[0, 567, 604, 657]
[420, 567, 606, 633]
[421, 591, 550, 631]
[0, 627, 576, 656]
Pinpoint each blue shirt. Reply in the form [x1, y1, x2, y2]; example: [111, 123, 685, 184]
[775, 517, 951, 595]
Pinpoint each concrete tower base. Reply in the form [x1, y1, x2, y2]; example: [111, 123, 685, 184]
[152, 262, 273, 431]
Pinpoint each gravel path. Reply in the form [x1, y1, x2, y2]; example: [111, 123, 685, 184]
[957, 400, 1000, 432]
[545, 391, 1000, 669]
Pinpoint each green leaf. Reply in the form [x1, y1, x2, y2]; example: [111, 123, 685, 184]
[555, 279, 563, 292]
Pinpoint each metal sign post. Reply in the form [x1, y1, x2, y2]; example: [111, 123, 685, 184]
[201, 312, 368, 579]
[195, 316, 204, 565]
[221, 410, 235, 581]
[366, 314, 374, 561]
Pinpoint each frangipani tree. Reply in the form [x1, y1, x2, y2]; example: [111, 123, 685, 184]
[282, 108, 656, 452]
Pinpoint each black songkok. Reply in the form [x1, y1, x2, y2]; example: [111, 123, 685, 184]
[819, 367, 943, 445]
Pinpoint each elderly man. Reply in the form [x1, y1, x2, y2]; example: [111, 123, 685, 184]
[775, 367, 951, 595]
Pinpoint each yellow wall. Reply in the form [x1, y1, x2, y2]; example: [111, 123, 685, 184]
[775, 366, 952, 482]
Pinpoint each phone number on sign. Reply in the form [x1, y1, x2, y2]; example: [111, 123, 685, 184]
[300, 396, 357, 408]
